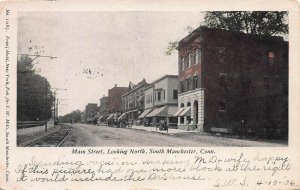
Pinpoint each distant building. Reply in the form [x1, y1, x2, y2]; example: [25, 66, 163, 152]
[141, 75, 179, 127]
[85, 103, 97, 123]
[97, 95, 109, 123]
[121, 79, 149, 125]
[176, 26, 288, 138]
[106, 84, 128, 122]
[99, 96, 108, 115]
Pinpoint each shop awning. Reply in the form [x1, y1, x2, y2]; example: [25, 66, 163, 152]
[138, 109, 153, 119]
[167, 106, 179, 117]
[107, 114, 118, 120]
[146, 106, 167, 117]
[173, 107, 185, 117]
[179, 107, 191, 117]
[118, 112, 128, 120]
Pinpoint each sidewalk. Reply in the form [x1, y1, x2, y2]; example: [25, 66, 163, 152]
[17, 123, 55, 136]
[131, 125, 196, 135]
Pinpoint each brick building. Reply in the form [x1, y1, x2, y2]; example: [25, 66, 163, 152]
[108, 84, 128, 114]
[176, 26, 288, 138]
[120, 79, 149, 125]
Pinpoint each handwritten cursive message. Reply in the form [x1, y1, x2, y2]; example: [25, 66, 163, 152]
[14, 149, 298, 189]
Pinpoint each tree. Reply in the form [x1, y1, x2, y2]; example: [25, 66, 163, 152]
[17, 55, 54, 121]
[204, 11, 288, 35]
[60, 110, 83, 123]
[165, 11, 288, 55]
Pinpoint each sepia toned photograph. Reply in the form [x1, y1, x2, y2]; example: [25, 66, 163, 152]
[17, 11, 288, 147]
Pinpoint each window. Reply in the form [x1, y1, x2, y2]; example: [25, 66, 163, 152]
[194, 75, 198, 89]
[196, 48, 201, 65]
[180, 81, 184, 93]
[268, 51, 275, 66]
[186, 79, 190, 91]
[163, 90, 165, 100]
[193, 51, 196, 65]
[157, 92, 161, 101]
[181, 58, 185, 71]
[219, 73, 227, 86]
[185, 56, 190, 68]
[263, 77, 270, 90]
[219, 101, 226, 111]
[188, 53, 192, 68]
[173, 90, 178, 99]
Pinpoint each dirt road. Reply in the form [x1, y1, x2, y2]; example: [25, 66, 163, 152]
[61, 123, 286, 147]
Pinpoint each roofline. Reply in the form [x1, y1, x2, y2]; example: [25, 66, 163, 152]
[144, 84, 154, 90]
[152, 74, 178, 84]
[121, 83, 149, 97]
[178, 26, 286, 49]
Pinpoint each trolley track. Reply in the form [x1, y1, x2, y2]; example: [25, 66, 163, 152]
[27, 125, 72, 147]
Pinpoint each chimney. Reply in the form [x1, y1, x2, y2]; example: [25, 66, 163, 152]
[115, 84, 117, 87]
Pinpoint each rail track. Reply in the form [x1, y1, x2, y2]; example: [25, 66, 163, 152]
[27, 125, 72, 147]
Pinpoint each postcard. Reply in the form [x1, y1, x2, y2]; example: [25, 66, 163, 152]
[0, 0, 299, 189]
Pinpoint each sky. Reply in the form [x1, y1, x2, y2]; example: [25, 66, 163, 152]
[18, 11, 204, 116]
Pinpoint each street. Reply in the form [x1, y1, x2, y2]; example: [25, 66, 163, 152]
[61, 123, 286, 147]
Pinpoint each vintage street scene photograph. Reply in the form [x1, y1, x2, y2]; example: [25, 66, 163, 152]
[17, 11, 288, 147]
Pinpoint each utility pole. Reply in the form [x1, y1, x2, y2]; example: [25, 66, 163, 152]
[56, 98, 69, 122]
[51, 88, 67, 126]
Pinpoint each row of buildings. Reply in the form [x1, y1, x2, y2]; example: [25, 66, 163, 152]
[82, 26, 288, 138]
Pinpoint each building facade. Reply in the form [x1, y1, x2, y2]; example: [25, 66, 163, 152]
[97, 95, 108, 123]
[121, 79, 149, 125]
[141, 75, 179, 127]
[177, 26, 288, 138]
[85, 103, 97, 123]
[108, 85, 128, 113]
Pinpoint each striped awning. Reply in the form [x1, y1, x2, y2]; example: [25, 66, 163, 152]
[107, 113, 119, 120]
[146, 106, 167, 117]
[167, 106, 179, 117]
[138, 109, 152, 119]
[118, 112, 128, 120]
[173, 107, 185, 117]
[179, 107, 191, 116]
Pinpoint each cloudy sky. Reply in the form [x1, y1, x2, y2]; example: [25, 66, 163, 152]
[18, 11, 204, 115]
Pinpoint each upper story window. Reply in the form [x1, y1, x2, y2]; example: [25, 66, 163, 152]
[268, 51, 275, 66]
[181, 57, 185, 71]
[192, 51, 196, 65]
[157, 92, 161, 101]
[219, 101, 226, 111]
[196, 48, 201, 65]
[180, 81, 184, 93]
[194, 75, 198, 89]
[219, 73, 227, 86]
[186, 78, 191, 91]
[188, 53, 192, 68]
[173, 89, 178, 99]
[185, 55, 190, 69]
[163, 90, 165, 100]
